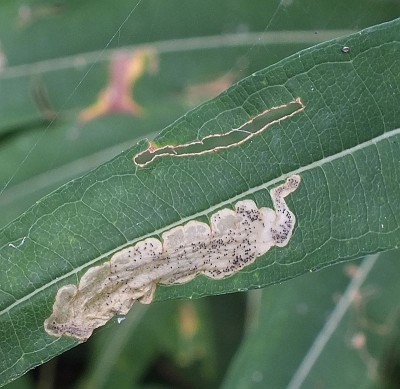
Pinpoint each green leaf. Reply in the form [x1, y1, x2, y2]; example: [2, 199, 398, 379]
[1, 18, 399, 386]
[222, 250, 400, 388]
[77, 296, 240, 389]
[0, 0, 330, 137]
[0, 9, 330, 228]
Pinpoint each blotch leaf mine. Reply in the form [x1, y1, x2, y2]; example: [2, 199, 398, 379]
[45, 176, 300, 340]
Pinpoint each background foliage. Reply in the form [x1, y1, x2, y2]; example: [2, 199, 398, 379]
[0, 0, 399, 388]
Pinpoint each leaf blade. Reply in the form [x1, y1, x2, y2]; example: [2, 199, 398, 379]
[0, 18, 399, 386]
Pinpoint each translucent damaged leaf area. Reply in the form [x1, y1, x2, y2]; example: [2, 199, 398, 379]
[134, 98, 304, 167]
[45, 176, 300, 340]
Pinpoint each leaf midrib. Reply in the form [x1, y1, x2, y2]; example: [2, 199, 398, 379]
[1, 127, 399, 320]
[0, 30, 356, 80]
[286, 254, 379, 389]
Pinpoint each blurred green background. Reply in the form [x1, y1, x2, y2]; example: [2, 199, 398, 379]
[1, 0, 399, 388]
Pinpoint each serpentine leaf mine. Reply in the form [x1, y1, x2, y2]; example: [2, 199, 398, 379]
[44, 175, 301, 341]
[134, 98, 304, 167]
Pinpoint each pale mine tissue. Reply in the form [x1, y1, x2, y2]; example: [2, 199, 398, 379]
[44, 175, 301, 341]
